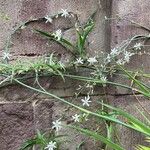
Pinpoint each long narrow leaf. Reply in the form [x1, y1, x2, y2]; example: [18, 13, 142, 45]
[68, 125, 124, 150]
[35, 29, 76, 55]
[118, 65, 150, 97]
[13, 79, 149, 135]
[100, 103, 150, 136]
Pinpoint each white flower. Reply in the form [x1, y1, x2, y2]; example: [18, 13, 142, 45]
[116, 59, 125, 65]
[101, 76, 107, 83]
[20, 25, 26, 29]
[72, 114, 80, 122]
[52, 29, 62, 41]
[76, 85, 82, 90]
[52, 119, 62, 132]
[104, 16, 108, 20]
[55, 14, 59, 18]
[87, 57, 98, 65]
[133, 43, 142, 50]
[106, 54, 111, 63]
[2, 51, 12, 60]
[110, 48, 119, 56]
[82, 113, 89, 121]
[81, 95, 91, 107]
[86, 84, 93, 88]
[45, 15, 53, 23]
[124, 51, 134, 63]
[74, 57, 84, 65]
[60, 9, 69, 18]
[45, 141, 57, 150]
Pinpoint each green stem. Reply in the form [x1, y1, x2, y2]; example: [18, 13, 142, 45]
[13, 78, 150, 136]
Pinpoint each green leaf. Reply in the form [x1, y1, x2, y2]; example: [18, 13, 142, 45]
[82, 21, 94, 45]
[69, 125, 124, 150]
[118, 65, 150, 98]
[34, 29, 54, 39]
[19, 139, 36, 150]
[76, 29, 84, 55]
[35, 29, 76, 55]
[14, 78, 149, 135]
[76, 141, 85, 150]
[19, 130, 47, 150]
[135, 145, 150, 150]
[99, 103, 150, 137]
[75, 20, 94, 56]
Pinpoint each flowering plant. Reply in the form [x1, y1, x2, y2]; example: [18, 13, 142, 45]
[0, 9, 150, 150]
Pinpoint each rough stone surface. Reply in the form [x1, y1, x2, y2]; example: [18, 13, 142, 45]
[34, 99, 53, 132]
[110, 1, 150, 147]
[0, 0, 110, 60]
[0, 1, 111, 149]
[0, 102, 34, 150]
[0, 83, 37, 102]
[111, 0, 150, 94]
[0, 0, 149, 150]
[0, 0, 111, 96]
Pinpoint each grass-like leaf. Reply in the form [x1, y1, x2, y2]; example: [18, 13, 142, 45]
[76, 19, 94, 56]
[118, 65, 150, 98]
[68, 125, 124, 150]
[100, 103, 150, 137]
[14, 79, 150, 137]
[35, 29, 76, 56]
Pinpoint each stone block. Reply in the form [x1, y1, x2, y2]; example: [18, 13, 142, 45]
[33, 99, 53, 132]
[0, 0, 111, 61]
[111, 0, 150, 94]
[0, 102, 34, 150]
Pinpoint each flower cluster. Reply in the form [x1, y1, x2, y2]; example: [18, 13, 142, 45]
[74, 56, 98, 66]
[72, 113, 89, 122]
[2, 6, 150, 150]
[105, 42, 143, 66]
[45, 9, 72, 25]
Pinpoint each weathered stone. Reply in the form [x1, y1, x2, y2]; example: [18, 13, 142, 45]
[0, 0, 111, 62]
[0, 0, 112, 97]
[0, 102, 34, 150]
[0, 83, 37, 102]
[0, 0, 149, 150]
[33, 99, 53, 132]
[0, 0, 22, 49]
[111, 0, 150, 94]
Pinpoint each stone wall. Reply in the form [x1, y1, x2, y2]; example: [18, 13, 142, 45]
[111, 0, 150, 149]
[0, 0, 149, 150]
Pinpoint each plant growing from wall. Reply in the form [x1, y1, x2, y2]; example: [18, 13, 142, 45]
[0, 9, 150, 150]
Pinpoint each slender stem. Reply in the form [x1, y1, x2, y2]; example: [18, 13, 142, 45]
[0, 76, 11, 85]
[13, 78, 150, 136]
[63, 74, 133, 90]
